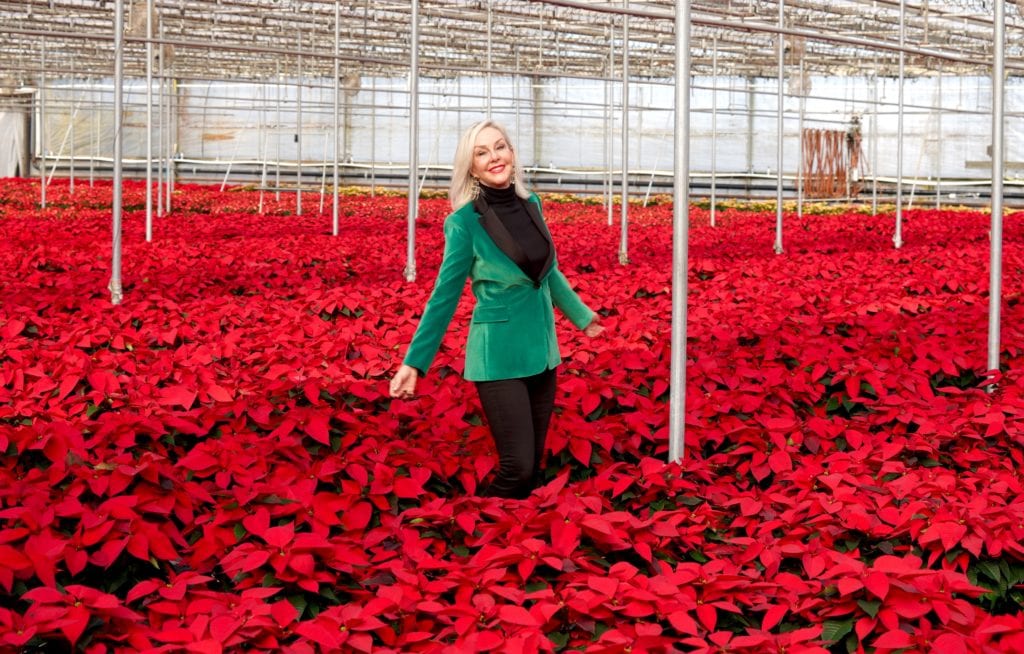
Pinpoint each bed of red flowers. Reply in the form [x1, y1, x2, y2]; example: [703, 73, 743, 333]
[3, 177, 1024, 653]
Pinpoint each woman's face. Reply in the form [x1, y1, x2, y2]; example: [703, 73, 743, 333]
[471, 126, 515, 189]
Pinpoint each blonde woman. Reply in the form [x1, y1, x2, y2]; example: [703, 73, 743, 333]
[390, 120, 603, 499]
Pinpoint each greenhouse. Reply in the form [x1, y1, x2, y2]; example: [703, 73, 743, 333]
[3, 1, 1024, 651]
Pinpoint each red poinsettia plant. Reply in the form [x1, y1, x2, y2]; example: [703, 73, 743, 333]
[2, 176, 1024, 651]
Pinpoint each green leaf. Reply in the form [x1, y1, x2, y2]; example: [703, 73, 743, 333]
[857, 599, 881, 617]
[821, 619, 853, 643]
[977, 560, 1002, 584]
[233, 524, 247, 541]
[549, 632, 570, 649]
[262, 495, 297, 505]
[288, 594, 308, 618]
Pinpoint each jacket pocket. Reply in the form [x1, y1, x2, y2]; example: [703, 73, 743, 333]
[472, 305, 510, 324]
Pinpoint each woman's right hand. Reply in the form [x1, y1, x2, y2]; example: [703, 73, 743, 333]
[389, 364, 419, 399]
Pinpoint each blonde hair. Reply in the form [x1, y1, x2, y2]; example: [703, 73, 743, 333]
[449, 120, 530, 210]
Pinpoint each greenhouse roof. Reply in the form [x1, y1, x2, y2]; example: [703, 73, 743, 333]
[1, 0, 1023, 89]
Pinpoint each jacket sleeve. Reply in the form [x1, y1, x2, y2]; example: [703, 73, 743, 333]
[548, 264, 596, 330]
[402, 215, 474, 375]
[531, 193, 595, 330]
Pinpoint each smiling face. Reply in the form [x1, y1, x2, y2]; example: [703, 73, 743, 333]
[470, 126, 515, 189]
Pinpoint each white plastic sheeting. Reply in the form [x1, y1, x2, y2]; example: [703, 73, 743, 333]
[0, 111, 26, 177]
[34, 74, 1024, 183]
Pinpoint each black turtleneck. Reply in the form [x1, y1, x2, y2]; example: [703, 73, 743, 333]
[479, 183, 550, 282]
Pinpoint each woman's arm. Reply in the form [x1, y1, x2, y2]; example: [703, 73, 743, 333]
[401, 216, 474, 376]
[548, 265, 596, 330]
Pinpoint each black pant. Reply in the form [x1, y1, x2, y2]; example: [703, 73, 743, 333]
[475, 367, 557, 499]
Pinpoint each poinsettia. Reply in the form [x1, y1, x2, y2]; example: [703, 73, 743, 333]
[3, 178, 1024, 650]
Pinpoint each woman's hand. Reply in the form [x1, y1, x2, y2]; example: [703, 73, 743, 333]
[389, 364, 420, 399]
[583, 318, 604, 338]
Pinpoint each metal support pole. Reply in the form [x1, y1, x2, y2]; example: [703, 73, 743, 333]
[296, 34, 303, 216]
[145, 0, 153, 241]
[486, 0, 492, 118]
[89, 84, 96, 187]
[894, 0, 905, 248]
[797, 57, 805, 219]
[746, 77, 755, 176]
[619, 3, 629, 265]
[405, 0, 419, 282]
[774, 0, 784, 255]
[258, 82, 268, 214]
[111, 0, 125, 304]
[936, 67, 942, 209]
[872, 72, 879, 215]
[602, 26, 610, 226]
[989, 1, 1006, 376]
[157, 34, 164, 216]
[39, 42, 46, 209]
[370, 75, 376, 197]
[603, 50, 611, 219]
[170, 79, 176, 209]
[710, 37, 718, 227]
[668, 0, 691, 464]
[70, 59, 75, 194]
[276, 62, 281, 201]
[333, 3, 340, 236]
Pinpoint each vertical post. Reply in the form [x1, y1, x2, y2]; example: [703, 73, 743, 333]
[486, 0, 492, 118]
[668, 0, 691, 463]
[935, 66, 942, 209]
[797, 57, 805, 218]
[296, 33, 303, 216]
[170, 80, 177, 208]
[70, 59, 76, 194]
[405, 0, 419, 282]
[111, 0, 125, 304]
[532, 76, 542, 178]
[39, 42, 46, 208]
[333, 3, 340, 236]
[602, 24, 610, 227]
[258, 82, 268, 214]
[894, 0, 905, 248]
[872, 72, 879, 215]
[145, 0, 153, 241]
[515, 51, 521, 150]
[774, 0, 784, 255]
[157, 29, 164, 217]
[989, 1, 1006, 376]
[603, 39, 611, 219]
[276, 61, 281, 201]
[710, 36, 718, 227]
[371, 75, 376, 197]
[89, 84, 96, 186]
[619, 2, 629, 265]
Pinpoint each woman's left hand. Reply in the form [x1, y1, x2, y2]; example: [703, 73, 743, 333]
[584, 319, 604, 338]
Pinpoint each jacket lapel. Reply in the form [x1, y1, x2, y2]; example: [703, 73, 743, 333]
[474, 195, 531, 276]
[523, 198, 555, 281]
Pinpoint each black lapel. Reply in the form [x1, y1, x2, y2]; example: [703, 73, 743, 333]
[474, 195, 532, 276]
[523, 197, 555, 281]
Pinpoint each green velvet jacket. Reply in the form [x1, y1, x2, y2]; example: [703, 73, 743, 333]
[403, 192, 595, 382]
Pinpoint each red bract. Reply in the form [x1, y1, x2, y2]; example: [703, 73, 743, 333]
[4, 179, 1024, 650]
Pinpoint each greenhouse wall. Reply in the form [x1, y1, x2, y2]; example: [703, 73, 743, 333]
[25, 73, 1024, 188]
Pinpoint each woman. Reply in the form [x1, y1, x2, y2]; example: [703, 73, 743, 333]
[389, 120, 603, 499]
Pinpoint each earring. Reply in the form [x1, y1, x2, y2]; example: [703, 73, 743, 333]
[471, 176, 481, 199]
[509, 165, 517, 185]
